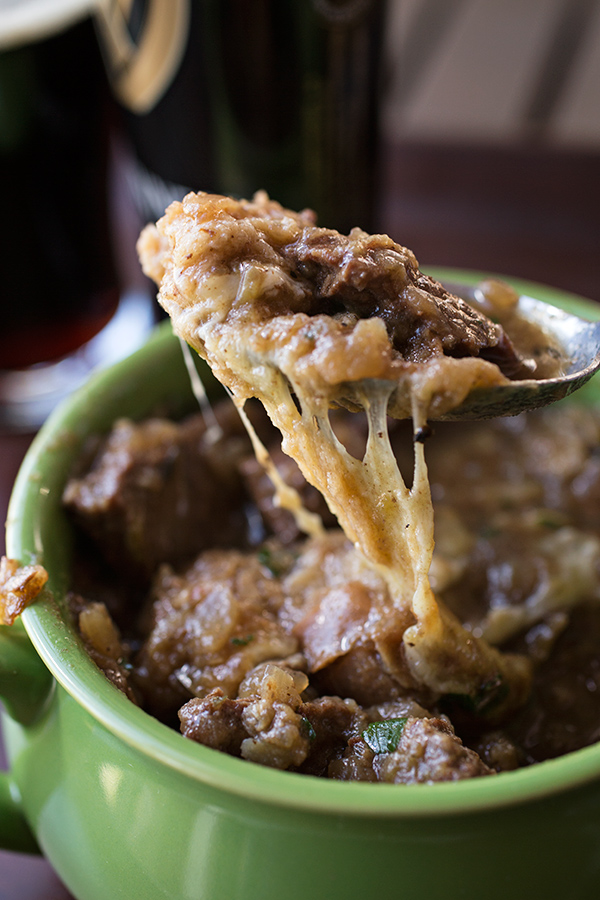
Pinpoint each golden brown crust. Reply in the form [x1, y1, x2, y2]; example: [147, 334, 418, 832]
[137, 190, 512, 419]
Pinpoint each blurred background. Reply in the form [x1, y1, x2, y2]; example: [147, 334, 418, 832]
[379, 0, 600, 300]
[107, 0, 600, 304]
[108, 0, 600, 301]
[1, 0, 599, 896]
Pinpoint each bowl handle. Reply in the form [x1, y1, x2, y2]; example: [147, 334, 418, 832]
[0, 622, 54, 726]
[0, 622, 50, 853]
[0, 768, 40, 853]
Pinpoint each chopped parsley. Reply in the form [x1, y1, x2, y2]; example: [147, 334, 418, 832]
[442, 673, 508, 717]
[362, 717, 408, 754]
[257, 546, 289, 577]
[301, 717, 316, 741]
[534, 510, 566, 530]
[231, 634, 254, 647]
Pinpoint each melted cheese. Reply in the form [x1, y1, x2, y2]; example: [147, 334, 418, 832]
[138, 191, 532, 714]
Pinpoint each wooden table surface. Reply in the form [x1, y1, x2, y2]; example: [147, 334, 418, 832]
[0, 139, 599, 899]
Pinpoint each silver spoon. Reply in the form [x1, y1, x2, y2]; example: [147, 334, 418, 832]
[437, 280, 600, 420]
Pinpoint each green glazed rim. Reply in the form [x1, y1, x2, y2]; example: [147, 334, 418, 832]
[7, 269, 600, 819]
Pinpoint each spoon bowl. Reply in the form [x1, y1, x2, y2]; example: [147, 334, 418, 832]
[439, 278, 600, 419]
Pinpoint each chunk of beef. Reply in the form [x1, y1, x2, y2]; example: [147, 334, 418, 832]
[134, 549, 297, 721]
[179, 665, 363, 775]
[330, 714, 493, 784]
[285, 227, 526, 374]
[297, 695, 362, 776]
[63, 411, 249, 581]
[470, 730, 523, 772]
[313, 644, 408, 707]
[239, 448, 335, 544]
[281, 531, 418, 698]
[239, 410, 367, 544]
[179, 663, 312, 770]
[179, 688, 250, 754]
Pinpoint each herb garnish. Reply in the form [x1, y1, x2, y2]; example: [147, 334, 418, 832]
[442, 673, 508, 717]
[362, 717, 408, 754]
[231, 635, 254, 647]
[257, 546, 288, 577]
[301, 717, 316, 741]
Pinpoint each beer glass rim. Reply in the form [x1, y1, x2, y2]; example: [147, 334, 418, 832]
[0, 0, 96, 51]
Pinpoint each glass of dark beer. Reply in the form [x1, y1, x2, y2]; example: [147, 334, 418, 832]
[96, 0, 387, 236]
[0, 1, 154, 430]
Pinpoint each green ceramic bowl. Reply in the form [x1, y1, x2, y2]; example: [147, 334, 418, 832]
[2, 271, 600, 900]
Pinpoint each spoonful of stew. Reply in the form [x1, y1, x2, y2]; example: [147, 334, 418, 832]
[138, 190, 600, 424]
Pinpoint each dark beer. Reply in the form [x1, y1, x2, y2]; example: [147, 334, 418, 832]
[0, 16, 119, 370]
[98, 0, 386, 234]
